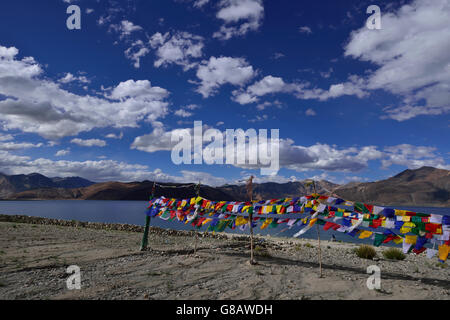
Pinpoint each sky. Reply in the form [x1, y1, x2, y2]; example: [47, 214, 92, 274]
[0, 0, 449, 186]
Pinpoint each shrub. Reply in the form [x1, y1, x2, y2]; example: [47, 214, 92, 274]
[354, 245, 377, 260]
[383, 248, 406, 260]
[254, 246, 271, 257]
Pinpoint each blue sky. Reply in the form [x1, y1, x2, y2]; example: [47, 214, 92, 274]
[0, 0, 449, 186]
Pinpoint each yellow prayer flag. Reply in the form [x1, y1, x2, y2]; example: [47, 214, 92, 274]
[235, 216, 249, 227]
[438, 245, 449, 262]
[400, 227, 410, 234]
[394, 237, 403, 244]
[309, 218, 318, 227]
[202, 218, 212, 226]
[260, 218, 273, 230]
[395, 209, 407, 216]
[405, 235, 417, 245]
[359, 230, 373, 239]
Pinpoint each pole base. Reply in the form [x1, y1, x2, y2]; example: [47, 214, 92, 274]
[247, 259, 258, 266]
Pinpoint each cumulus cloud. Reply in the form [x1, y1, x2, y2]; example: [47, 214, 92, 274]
[0, 135, 43, 151]
[55, 149, 70, 157]
[58, 72, 90, 84]
[105, 132, 123, 139]
[0, 45, 170, 140]
[71, 138, 107, 147]
[124, 40, 150, 69]
[298, 26, 312, 34]
[131, 126, 387, 173]
[345, 0, 450, 121]
[195, 56, 256, 98]
[110, 20, 143, 38]
[381, 144, 450, 170]
[213, 0, 264, 40]
[0, 149, 230, 186]
[174, 109, 193, 118]
[193, 0, 210, 8]
[232, 75, 367, 105]
[149, 31, 204, 70]
[131, 124, 450, 174]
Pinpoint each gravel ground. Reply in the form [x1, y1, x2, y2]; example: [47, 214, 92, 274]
[0, 216, 449, 300]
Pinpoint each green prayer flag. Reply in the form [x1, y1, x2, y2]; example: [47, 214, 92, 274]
[373, 233, 387, 247]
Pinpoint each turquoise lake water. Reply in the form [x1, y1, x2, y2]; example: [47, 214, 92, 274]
[0, 200, 449, 246]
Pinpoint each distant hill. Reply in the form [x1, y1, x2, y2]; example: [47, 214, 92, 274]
[219, 180, 339, 201]
[333, 166, 450, 207]
[2, 167, 450, 207]
[0, 173, 95, 198]
[8, 181, 236, 201]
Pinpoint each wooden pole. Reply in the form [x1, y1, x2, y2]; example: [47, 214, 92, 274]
[312, 181, 323, 278]
[140, 182, 156, 251]
[247, 176, 256, 265]
[193, 181, 201, 255]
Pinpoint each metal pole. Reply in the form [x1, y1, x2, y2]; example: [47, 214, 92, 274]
[140, 182, 156, 251]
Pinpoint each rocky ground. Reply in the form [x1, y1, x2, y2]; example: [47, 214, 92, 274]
[0, 215, 449, 300]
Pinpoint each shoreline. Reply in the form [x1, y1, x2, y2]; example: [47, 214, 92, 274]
[1, 198, 450, 208]
[1, 215, 449, 300]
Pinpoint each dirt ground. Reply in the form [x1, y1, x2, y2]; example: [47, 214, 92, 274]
[0, 220, 449, 300]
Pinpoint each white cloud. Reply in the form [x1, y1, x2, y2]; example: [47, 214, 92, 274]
[272, 52, 285, 60]
[149, 31, 204, 71]
[55, 149, 70, 157]
[345, 0, 450, 121]
[174, 109, 193, 118]
[0, 134, 14, 142]
[213, 0, 264, 40]
[0, 140, 43, 151]
[58, 72, 90, 84]
[381, 144, 450, 170]
[124, 40, 150, 69]
[232, 75, 367, 105]
[193, 0, 210, 8]
[71, 138, 107, 147]
[298, 26, 312, 34]
[184, 104, 200, 110]
[131, 127, 192, 153]
[305, 108, 316, 116]
[105, 132, 123, 140]
[131, 126, 391, 173]
[0, 149, 232, 186]
[132, 126, 449, 174]
[196, 56, 256, 98]
[110, 20, 143, 38]
[0, 45, 170, 140]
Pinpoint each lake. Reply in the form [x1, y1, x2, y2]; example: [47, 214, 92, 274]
[1, 200, 449, 246]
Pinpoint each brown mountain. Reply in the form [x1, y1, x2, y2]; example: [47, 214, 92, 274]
[333, 166, 450, 207]
[8, 181, 236, 201]
[0, 172, 94, 198]
[3, 167, 450, 207]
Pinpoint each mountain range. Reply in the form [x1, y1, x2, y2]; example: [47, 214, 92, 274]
[0, 173, 94, 198]
[1, 166, 449, 207]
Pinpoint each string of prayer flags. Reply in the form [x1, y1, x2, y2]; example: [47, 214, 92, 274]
[145, 194, 449, 262]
